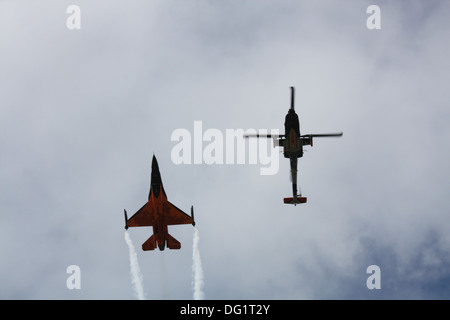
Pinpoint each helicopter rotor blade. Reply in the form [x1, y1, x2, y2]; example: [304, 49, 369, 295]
[243, 133, 281, 138]
[302, 133, 343, 138]
[290, 86, 295, 110]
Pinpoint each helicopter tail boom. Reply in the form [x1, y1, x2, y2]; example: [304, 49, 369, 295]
[283, 196, 307, 205]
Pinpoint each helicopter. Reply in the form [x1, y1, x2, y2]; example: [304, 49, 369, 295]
[244, 87, 343, 205]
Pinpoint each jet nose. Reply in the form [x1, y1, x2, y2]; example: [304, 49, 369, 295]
[151, 156, 161, 176]
[151, 155, 160, 173]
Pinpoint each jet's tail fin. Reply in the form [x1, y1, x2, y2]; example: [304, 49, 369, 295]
[283, 196, 307, 205]
[167, 233, 181, 249]
[141, 233, 181, 251]
[142, 235, 157, 251]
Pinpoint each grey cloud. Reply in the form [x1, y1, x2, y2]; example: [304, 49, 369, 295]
[0, 0, 449, 299]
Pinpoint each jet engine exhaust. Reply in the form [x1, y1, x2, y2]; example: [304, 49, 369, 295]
[124, 231, 146, 300]
[192, 227, 205, 300]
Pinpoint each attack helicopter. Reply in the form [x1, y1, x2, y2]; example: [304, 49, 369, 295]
[245, 87, 343, 205]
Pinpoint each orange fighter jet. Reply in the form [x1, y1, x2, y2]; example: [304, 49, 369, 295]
[124, 155, 195, 251]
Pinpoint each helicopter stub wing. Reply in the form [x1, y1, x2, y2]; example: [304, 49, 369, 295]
[283, 196, 307, 205]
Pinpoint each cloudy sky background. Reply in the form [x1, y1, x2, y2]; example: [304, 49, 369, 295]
[1, 0, 449, 299]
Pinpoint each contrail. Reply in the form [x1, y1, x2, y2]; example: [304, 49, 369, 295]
[159, 253, 170, 299]
[192, 227, 205, 300]
[124, 231, 146, 300]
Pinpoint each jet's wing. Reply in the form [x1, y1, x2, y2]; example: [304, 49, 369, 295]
[164, 201, 193, 226]
[126, 201, 156, 227]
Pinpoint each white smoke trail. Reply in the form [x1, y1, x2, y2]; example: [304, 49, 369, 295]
[192, 227, 205, 300]
[159, 253, 170, 299]
[124, 231, 146, 300]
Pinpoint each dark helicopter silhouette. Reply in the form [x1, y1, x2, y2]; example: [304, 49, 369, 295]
[245, 87, 343, 205]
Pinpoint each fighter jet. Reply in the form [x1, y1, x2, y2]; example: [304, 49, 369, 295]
[245, 87, 343, 205]
[124, 155, 195, 251]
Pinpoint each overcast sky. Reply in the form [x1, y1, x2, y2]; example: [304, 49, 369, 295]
[1, 0, 449, 299]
